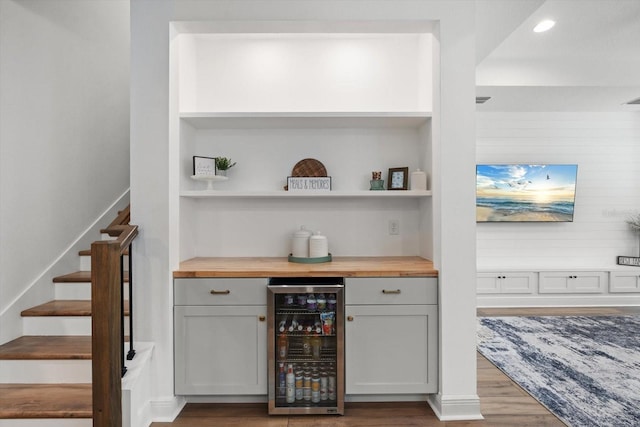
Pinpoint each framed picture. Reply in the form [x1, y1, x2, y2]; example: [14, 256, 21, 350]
[193, 156, 216, 176]
[388, 167, 409, 190]
[617, 256, 640, 267]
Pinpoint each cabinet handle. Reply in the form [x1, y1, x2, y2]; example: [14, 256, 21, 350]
[347, 316, 354, 321]
[210, 289, 231, 295]
[258, 315, 266, 322]
[382, 289, 401, 294]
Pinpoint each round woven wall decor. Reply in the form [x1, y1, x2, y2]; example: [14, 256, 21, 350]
[291, 158, 327, 177]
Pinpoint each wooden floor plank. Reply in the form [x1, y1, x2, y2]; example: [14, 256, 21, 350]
[0, 336, 91, 360]
[0, 384, 92, 418]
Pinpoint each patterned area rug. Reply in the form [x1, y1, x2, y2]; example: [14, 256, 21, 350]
[477, 316, 640, 427]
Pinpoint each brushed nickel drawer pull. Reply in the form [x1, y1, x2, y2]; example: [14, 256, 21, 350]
[347, 316, 354, 321]
[210, 289, 231, 295]
[382, 289, 401, 294]
[258, 315, 266, 322]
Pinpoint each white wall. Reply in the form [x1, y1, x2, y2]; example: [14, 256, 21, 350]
[477, 112, 640, 269]
[179, 33, 432, 112]
[0, 0, 130, 340]
[131, 0, 479, 421]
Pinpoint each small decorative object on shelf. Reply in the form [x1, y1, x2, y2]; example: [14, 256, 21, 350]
[193, 156, 216, 176]
[618, 213, 640, 265]
[214, 157, 236, 176]
[370, 171, 384, 190]
[388, 167, 409, 190]
[288, 177, 331, 192]
[190, 174, 228, 190]
[410, 168, 427, 190]
[284, 158, 331, 191]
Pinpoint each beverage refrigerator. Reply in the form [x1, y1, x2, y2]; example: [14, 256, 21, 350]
[267, 277, 344, 415]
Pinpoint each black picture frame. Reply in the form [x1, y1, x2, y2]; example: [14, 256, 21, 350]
[193, 156, 216, 176]
[388, 167, 409, 190]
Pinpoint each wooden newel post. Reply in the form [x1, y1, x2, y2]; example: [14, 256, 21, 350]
[91, 240, 123, 427]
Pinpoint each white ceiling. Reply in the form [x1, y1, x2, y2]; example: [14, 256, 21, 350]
[475, 0, 640, 112]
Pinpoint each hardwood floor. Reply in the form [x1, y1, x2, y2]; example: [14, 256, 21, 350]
[154, 307, 639, 426]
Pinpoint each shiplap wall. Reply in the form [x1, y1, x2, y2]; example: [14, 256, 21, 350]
[476, 112, 640, 270]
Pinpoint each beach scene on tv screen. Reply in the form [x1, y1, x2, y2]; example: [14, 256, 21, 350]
[476, 164, 577, 222]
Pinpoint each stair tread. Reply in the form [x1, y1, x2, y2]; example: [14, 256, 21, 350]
[21, 300, 130, 317]
[53, 270, 129, 283]
[0, 383, 92, 418]
[0, 336, 91, 360]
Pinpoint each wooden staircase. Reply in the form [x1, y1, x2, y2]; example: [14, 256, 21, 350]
[0, 209, 131, 426]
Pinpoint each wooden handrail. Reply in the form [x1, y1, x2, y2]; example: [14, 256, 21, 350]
[101, 205, 131, 236]
[92, 205, 137, 427]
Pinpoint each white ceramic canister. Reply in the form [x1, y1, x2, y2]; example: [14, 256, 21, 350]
[309, 231, 329, 258]
[410, 169, 427, 190]
[291, 226, 312, 257]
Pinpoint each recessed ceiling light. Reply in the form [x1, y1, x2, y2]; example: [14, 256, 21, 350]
[533, 19, 555, 33]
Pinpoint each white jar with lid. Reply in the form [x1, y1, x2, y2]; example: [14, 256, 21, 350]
[410, 169, 427, 191]
[291, 226, 312, 258]
[309, 231, 329, 258]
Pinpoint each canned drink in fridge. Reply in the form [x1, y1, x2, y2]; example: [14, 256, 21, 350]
[303, 372, 312, 401]
[328, 372, 336, 400]
[320, 372, 328, 400]
[295, 371, 303, 401]
[311, 375, 321, 403]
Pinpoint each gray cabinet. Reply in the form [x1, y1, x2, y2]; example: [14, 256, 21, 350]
[344, 277, 438, 395]
[174, 278, 268, 395]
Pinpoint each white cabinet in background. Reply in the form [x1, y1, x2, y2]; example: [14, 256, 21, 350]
[610, 271, 640, 293]
[174, 278, 268, 395]
[538, 271, 607, 294]
[477, 272, 535, 294]
[345, 277, 438, 395]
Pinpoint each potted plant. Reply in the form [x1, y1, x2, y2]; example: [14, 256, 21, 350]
[215, 157, 236, 176]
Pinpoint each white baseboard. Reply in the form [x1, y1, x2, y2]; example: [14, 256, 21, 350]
[345, 394, 427, 402]
[427, 393, 483, 421]
[478, 294, 640, 308]
[149, 396, 186, 423]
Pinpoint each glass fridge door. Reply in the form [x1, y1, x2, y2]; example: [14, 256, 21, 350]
[268, 279, 344, 415]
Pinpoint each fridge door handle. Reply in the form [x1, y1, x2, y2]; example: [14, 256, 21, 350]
[210, 289, 231, 295]
[381, 289, 401, 294]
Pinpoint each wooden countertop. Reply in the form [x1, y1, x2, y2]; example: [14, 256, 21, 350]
[174, 256, 438, 278]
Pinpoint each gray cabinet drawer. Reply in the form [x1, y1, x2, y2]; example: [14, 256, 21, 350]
[174, 278, 267, 305]
[345, 277, 437, 305]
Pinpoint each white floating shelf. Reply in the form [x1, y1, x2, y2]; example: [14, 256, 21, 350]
[179, 112, 432, 129]
[180, 190, 432, 198]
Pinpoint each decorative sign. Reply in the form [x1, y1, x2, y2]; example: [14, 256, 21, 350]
[617, 256, 640, 267]
[193, 156, 216, 176]
[287, 176, 332, 192]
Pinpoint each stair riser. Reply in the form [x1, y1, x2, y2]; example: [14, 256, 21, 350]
[0, 420, 91, 427]
[23, 316, 130, 336]
[0, 360, 91, 383]
[80, 255, 129, 271]
[54, 282, 129, 300]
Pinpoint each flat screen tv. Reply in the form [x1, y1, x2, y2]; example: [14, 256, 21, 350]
[476, 164, 578, 222]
